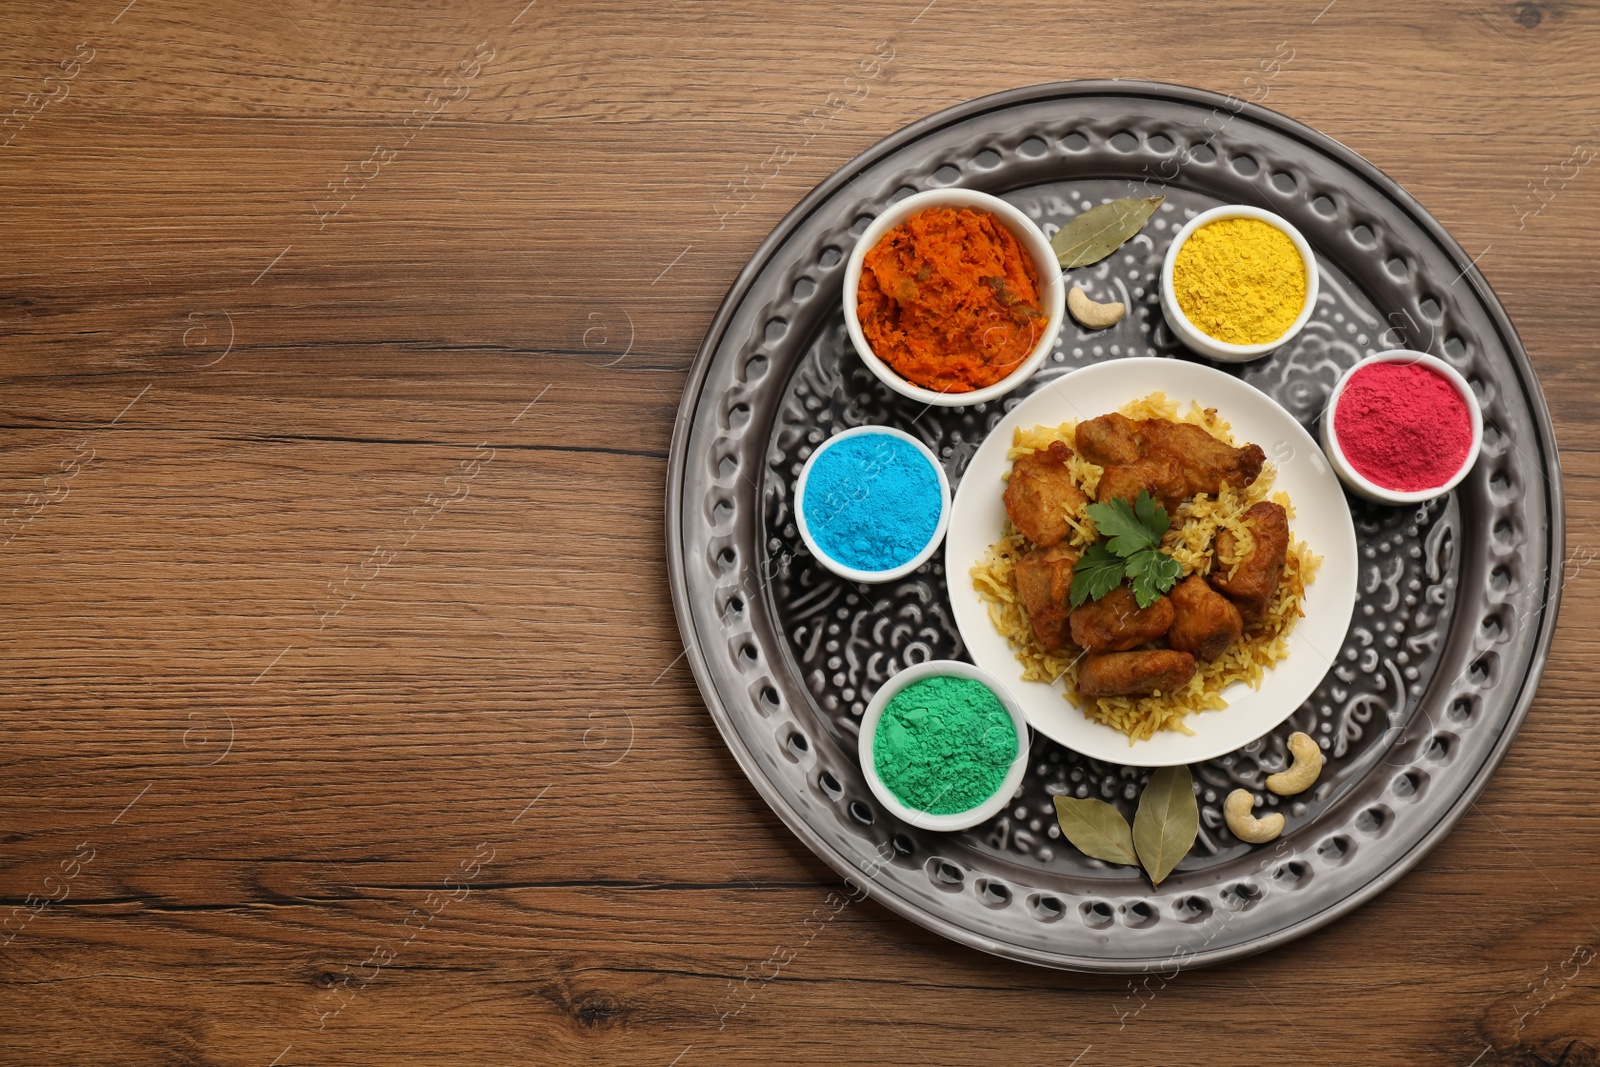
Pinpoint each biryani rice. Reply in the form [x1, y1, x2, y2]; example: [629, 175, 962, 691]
[972, 392, 1322, 741]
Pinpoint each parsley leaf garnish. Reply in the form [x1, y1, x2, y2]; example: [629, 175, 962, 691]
[1127, 547, 1183, 608]
[1084, 493, 1168, 556]
[1068, 543, 1126, 607]
[1070, 490, 1183, 609]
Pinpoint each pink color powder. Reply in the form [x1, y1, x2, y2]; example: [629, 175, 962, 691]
[1333, 361, 1472, 493]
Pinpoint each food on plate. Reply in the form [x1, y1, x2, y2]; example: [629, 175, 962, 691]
[1084, 412, 1266, 513]
[1171, 216, 1308, 346]
[872, 674, 1019, 816]
[1210, 500, 1289, 625]
[1013, 543, 1078, 651]
[970, 392, 1321, 741]
[1068, 493, 1184, 611]
[1069, 586, 1176, 654]
[1002, 440, 1089, 547]
[856, 206, 1046, 393]
[1075, 411, 1142, 467]
[1331, 359, 1474, 493]
[1138, 419, 1267, 500]
[1167, 575, 1243, 661]
[1078, 650, 1197, 698]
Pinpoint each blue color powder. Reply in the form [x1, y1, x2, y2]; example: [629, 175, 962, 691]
[802, 432, 942, 572]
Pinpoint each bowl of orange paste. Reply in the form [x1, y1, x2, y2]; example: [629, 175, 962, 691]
[844, 189, 1065, 407]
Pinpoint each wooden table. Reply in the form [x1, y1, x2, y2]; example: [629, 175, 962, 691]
[3, 1, 1595, 1062]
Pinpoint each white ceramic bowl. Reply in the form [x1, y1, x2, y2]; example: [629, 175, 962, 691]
[944, 356, 1359, 767]
[858, 660, 1030, 832]
[794, 424, 952, 584]
[843, 189, 1066, 407]
[1320, 350, 1483, 504]
[1160, 205, 1320, 363]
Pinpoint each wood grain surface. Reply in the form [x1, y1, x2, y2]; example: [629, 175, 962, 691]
[2, 0, 1597, 1063]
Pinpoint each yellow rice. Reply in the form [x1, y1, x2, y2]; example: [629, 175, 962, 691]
[971, 392, 1321, 742]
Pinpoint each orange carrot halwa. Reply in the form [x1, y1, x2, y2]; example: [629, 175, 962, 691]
[856, 206, 1046, 393]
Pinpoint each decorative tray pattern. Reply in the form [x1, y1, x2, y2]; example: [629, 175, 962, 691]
[666, 81, 1562, 971]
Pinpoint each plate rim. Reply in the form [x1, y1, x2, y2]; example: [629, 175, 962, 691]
[665, 78, 1566, 972]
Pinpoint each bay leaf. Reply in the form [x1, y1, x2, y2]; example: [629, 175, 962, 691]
[1051, 196, 1164, 269]
[1132, 765, 1199, 886]
[1052, 796, 1137, 866]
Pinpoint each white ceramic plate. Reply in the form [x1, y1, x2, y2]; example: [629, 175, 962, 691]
[944, 357, 1358, 767]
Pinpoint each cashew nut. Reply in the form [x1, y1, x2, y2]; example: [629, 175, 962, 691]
[1224, 789, 1283, 844]
[1266, 731, 1324, 796]
[1067, 286, 1125, 330]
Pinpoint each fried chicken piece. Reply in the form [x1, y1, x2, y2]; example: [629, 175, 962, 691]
[1075, 412, 1141, 467]
[1068, 585, 1176, 653]
[1210, 501, 1290, 626]
[1167, 574, 1244, 661]
[1094, 456, 1189, 516]
[1003, 440, 1088, 547]
[1136, 420, 1266, 501]
[1078, 650, 1197, 698]
[1013, 543, 1079, 651]
[1084, 415, 1266, 517]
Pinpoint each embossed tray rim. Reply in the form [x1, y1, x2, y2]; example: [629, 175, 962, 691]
[666, 79, 1564, 970]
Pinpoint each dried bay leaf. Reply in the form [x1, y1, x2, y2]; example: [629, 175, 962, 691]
[1052, 196, 1164, 269]
[1132, 765, 1199, 886]
[1052, 796, 1138, 866]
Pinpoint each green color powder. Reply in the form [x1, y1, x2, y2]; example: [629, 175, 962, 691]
[873, 675, 1018, 815]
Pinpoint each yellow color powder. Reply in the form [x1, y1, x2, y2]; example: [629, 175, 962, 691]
[1172, 217, 1308, 345]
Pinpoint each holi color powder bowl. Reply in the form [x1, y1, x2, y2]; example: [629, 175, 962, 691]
[858, 661, 1031, 832]
[1320, 350, 1483, 505]
[794, 425, 952, 584]
[1159, 204, 1320, 363]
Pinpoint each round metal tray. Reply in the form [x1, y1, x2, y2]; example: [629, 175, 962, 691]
[666, 81, 1563, 971]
